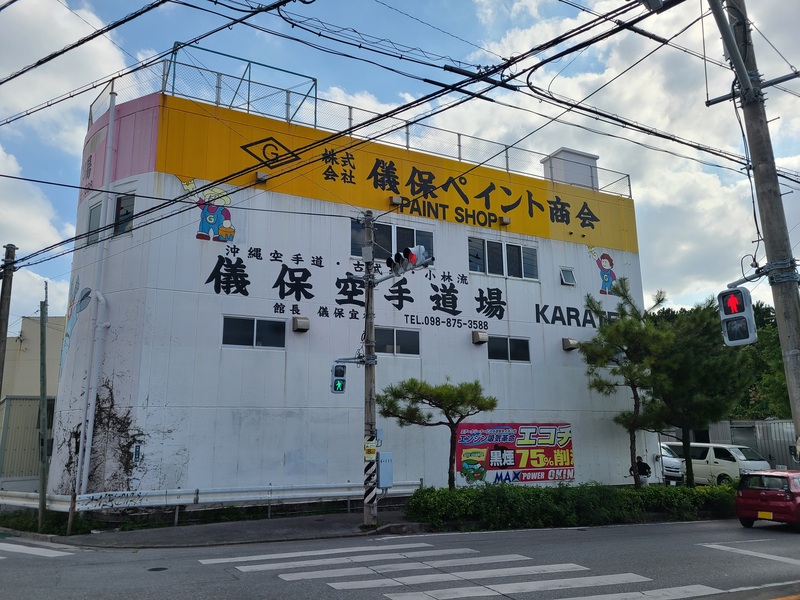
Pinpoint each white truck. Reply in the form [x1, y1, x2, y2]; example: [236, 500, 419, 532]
[657, 443, 685, 485]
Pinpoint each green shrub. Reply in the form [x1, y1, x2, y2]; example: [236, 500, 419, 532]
[474, 484, 560, 529]
[405, 486, 480, 528]
[405, 482, 735, 530]
[692, 482, 737, 517]
[569, 484, 643, 526]
[637, 485, 701, 520]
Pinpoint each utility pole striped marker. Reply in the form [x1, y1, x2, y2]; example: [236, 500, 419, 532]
[364, 434, 377, 519]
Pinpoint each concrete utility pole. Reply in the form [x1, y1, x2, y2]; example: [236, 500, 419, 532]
[38, 287, 48, 532]
[362, 210, 378, 527]
[0, 244, 17, 402]
[709, 0, 800, 452]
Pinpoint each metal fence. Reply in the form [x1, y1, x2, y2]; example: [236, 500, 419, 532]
[0, 479, 423, 515]
[671, 420, 800, 470]
[88, 52, 631, 198]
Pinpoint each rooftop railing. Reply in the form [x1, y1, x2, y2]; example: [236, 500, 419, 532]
[89, 48, 631, 197]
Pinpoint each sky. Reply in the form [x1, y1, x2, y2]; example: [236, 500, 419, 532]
[0, 0, 797, 336]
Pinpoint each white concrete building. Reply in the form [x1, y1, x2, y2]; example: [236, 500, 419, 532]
[50, 56, 659, 500]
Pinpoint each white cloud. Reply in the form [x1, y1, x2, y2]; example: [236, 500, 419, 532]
[450, 0, 800, 309]
[0, 0, 128, 156]
[0, 145, 67, 254]
[0, 0, 130, 333]
[8, 271, 70, 336]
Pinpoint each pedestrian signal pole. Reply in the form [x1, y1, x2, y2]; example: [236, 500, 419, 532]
[708, 0, 800, 454]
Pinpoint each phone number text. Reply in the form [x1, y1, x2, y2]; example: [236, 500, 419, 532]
[404, 315, 489, 330]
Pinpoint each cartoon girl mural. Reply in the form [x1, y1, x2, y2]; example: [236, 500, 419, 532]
[589, 246, 617, 295]
[181, 179, 235, 242]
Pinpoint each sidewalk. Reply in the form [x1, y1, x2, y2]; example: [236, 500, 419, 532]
[2, 510, 425, 549]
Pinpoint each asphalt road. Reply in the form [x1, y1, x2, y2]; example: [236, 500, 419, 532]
[2, 519, 800, 599]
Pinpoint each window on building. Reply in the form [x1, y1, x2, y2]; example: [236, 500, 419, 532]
[560, 267, 576, 286]
[396, 226, 434, 258]
[488, 336, 530, 362]
[506, 244, 522, 278]
[487, 241, 503, 275]
[522, 247, 538, 279]
[375, 327, 420, 355]
[223, 317, 285, 348]
[468, 237, 485, 272]
[469, 237, 538, 279]
[114, 194, 134, 235]
[87, 203, 102, 245]
[351, 221, 434, 262]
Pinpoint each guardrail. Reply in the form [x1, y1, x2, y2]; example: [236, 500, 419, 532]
[0, 480, 423, 515]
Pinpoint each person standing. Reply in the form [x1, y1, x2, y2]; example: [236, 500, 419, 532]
[630, 456, 651, 486]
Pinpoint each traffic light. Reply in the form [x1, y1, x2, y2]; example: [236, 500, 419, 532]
[717, 287, 758, 347]
[386, 245, 428, 275]
[330, 364, 346, 393]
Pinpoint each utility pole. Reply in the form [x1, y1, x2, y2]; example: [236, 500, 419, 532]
[708, 0, 800, 452]
[38, 285, 48, 532]
[362, 210, 378, 527]
[0, 244, 17, 403]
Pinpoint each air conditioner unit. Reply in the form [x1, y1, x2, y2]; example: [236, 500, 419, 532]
[562, 337, 579, 351]
[292, 316, 310, 332]
[472, 331, 488, 344]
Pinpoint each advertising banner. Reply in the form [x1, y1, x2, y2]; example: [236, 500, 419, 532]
[456, 423, 574, 485]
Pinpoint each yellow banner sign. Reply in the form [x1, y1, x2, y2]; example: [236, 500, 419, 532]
[156, 96, 638, 253]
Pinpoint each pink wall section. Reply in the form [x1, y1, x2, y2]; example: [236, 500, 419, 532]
[79, 93, 161, 203]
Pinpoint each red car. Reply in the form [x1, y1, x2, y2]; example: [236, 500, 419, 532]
[735, 470, 800, 529]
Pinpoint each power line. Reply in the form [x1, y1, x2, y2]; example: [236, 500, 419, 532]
[8, 0, 797, 276]
[0, 0, 300, 128]
[277, 6, 483, 70]
[0, 0, 23, 13]
[371, 0, 505, 62]
[53, 0, 142, 65]
[0, 0, 171, 88]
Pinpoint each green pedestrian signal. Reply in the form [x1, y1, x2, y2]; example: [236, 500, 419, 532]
[331, 364, 347, 394]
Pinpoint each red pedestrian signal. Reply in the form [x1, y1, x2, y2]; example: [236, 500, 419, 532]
[721, 289, 744, 315]
[717, 287, 757, 346]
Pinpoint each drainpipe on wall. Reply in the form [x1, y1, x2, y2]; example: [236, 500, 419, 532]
[80, 293, 110, 494]
[73, 82, 116, 497]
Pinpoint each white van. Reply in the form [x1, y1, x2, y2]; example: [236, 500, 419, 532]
[658, 443, 685, 485]
[663, 442, 771, 485]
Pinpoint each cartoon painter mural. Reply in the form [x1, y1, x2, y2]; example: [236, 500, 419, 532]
[590, 246, 617, 295]
[59, 278, 92, 377]
[182, 179, 236, 242]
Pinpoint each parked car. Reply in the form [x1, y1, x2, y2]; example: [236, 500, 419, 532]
[735, 470, 800, 528]
[658, 443, 684, 485]
[663, 442, 771, 485]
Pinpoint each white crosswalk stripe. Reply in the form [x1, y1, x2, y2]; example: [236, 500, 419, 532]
[383, 583, 723, 600]
[198, 542, 726, 599]
[330, 564, 601, 590]
[236, 548, 479, 572]
[0, 541, 72, 558]
[199, 542, 433, 565]
[278, 555, 554, 581]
